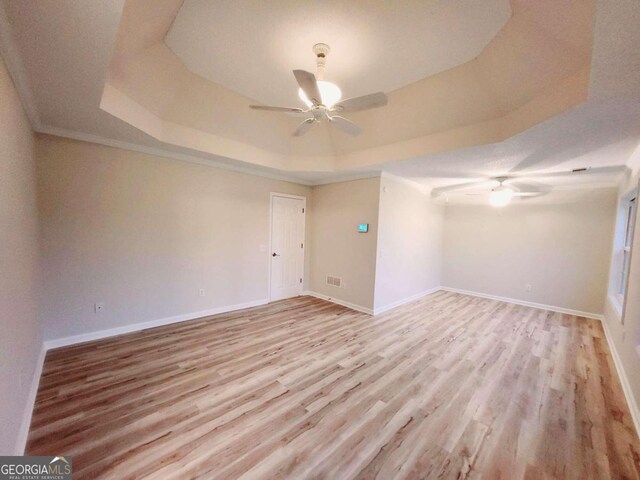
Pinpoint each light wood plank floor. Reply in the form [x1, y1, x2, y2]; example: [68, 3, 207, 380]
[28, 292, 640, 479]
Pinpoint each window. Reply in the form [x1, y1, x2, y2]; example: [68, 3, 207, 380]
[619, 196, 637, 299]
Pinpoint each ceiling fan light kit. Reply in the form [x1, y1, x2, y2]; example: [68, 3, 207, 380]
[249, 43, 388, 137]
[298, 81, 342, 108]
[489, 186, 515, 207]
[488, 177, 515, 207]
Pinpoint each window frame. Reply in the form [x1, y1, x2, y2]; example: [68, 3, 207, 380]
[613, 188, 638, 323]
[619, 197, 636, 298]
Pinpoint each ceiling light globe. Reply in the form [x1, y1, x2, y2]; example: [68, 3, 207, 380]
[489, 187, 514, 207]
[298, 81, 342, 108]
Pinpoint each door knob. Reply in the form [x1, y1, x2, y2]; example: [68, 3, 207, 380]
[272, 253, 280, 257]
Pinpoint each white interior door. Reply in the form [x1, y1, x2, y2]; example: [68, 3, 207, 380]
[270, 195, 305, 301]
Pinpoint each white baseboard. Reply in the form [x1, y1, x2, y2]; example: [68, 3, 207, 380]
[444, 287, 639, 438]
[373, 286, 442, 315]
[601, 318, 640, 439]
[17, 288, 618, 455]
[303, 291, 373, 315]
[17, 298, 269, 453]
[15, 344, 46, 455]
[440, 287, 603, 321]
[44, 298, 269, 350]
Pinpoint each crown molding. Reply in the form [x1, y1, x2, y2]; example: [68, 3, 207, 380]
[37, 125, 321, 185]
[308, 171, 382, 186]
[36, 125, 384, 187]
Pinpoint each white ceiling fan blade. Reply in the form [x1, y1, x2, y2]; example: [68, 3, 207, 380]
[329, 116, 362, 136]
[464, 185, 544, 198]
[250, 105, 305, 113]
[507, 180, 552, 198]
[465, 190, 541, 197]
[292, 118, 315, 137]
[504, 179, 542, 189]
[512, 191, 544, 197]
[293, 70, 322, 106]
[431, 180, 494, 198]
[333, 92, 388, 112]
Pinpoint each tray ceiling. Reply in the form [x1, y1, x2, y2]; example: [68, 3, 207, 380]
[1, 0, 638, 196]
[165, 0, 512, 107]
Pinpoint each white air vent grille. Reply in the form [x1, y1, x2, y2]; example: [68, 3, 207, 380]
[326, 275, 342, 288]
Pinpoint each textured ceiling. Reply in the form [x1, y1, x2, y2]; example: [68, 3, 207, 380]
[165, 0, 511, 107]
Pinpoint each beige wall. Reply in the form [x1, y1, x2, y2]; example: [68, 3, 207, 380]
[374, 175, 443, 311]
[0, 55, 42, 454]
[308, 178, 380, 310]
[442, 189, 617, 315]
[36, 135, 311, 341]
[603, 160, 640, 428]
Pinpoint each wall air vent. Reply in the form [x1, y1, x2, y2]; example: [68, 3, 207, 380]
[326, 275, 342, 288]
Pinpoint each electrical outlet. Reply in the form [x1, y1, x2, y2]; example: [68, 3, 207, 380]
[94, 302, 105, 313]
[199, 289, 205, 297]
[524, 284, 532, 293]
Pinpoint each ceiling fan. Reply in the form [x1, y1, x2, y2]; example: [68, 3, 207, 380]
[466, 177, 544, 207]
[430, 166, 625, 207]
[249, 43, 388, 137]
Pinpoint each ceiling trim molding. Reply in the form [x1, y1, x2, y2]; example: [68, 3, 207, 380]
[307, 171, 382, 187]
[37, 125, 318, 186]
[36, 125, 384, 187]
[0, 2, 41, 130]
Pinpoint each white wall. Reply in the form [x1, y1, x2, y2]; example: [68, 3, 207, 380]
[308, 178, 380, 311]
[36, 135, 311, 341]
[442, 189, 617, 316]
[374, 174, 443, 312]
[603, 152, 640, 431]
[0, 54, 42, 454]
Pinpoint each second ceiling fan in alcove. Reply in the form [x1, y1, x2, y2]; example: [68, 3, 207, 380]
[430, 166, 625, 207]
[250, 43, 388, 136]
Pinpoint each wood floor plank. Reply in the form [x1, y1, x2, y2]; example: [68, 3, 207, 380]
[27, 292, 640, 479]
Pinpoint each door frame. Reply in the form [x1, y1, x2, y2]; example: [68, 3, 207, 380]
[268, 192, 307, 302]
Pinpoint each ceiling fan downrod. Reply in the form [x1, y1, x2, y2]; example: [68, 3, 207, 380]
[312, 43, 330, 81]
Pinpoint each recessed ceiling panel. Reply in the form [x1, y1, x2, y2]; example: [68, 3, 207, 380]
[165, 0, 511, 106]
